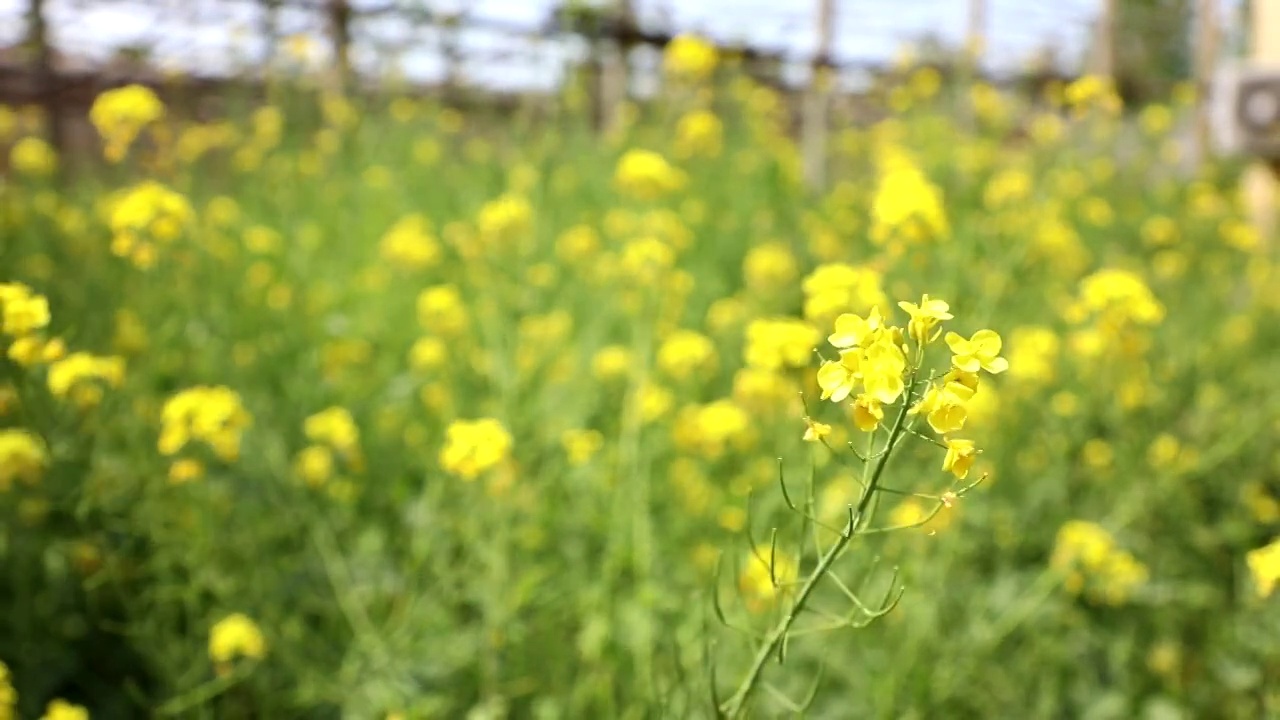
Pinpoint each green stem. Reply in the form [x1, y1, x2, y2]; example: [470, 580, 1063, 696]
[718, 386, 914, 718]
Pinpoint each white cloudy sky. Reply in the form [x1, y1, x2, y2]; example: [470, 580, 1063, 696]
[0, 0, 1238, 91]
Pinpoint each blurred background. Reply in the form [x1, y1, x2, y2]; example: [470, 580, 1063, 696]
[0, 0, 1256, 161]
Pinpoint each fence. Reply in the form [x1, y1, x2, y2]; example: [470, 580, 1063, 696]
[0, 0, 1254, 184]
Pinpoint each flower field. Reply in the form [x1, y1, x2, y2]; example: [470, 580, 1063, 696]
[2, 38, 1279, 719]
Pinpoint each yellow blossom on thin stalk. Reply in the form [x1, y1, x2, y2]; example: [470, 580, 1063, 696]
[897, 294, 952, 345]
[209, 613, 267, 665]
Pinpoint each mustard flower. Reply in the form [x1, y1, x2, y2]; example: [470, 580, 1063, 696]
[416, 285, 469, 336]
[614, 149, 686, 201]
[592, 345, 632, 382]
[739, 549, 797, 613]
[801, 263, 887, 324]
[0, 661, 14, 720]
[802, 417, 832, 442]
[663, 34, 718, 81]
[10, 136, 58, 177]
[561, 429, 605, 466]
[851, 394, 884, 432]
[0, 282, 50, 337]
[860, 337, 907, 404]
[744, 318, 820, 371]
[89, 83, 165, 162]
[108, 181, 194, 269]
[379, 214, 440, 270]
[657, 329, 718, 381]
[742, 242, 799, 293]
[158, 386, 252, 462]
[945, 330, 1009, 374]
[439, 418, 513, 480]
[909, 380, 975, 435]
[675, 109, 724, 157]
[816, 349, 860, 403]
[304, 407, 360, 456]
[941, 438, 977, 479]
[294, 445, 335, 487]
[897, 294, 952, 345]
[827, 307, 885, 350]
[209, 613, 267, 664]
[39, 699, 88, 720]
[47, 353, 126, 408]
[0, 428, 47, 491]
[476, 193, 533, 246]
[1247, 538, 1280, 599]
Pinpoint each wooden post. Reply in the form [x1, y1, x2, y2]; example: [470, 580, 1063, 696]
[600, 0, 634, 136]
[1091, 0, 1117, 78]
[26, 0, 65, 174]
[801, 0, 835, 190]
[1193, 0, 1220, 165]
[328, 0, 352, 91]
[1241, 0, 1280, 247]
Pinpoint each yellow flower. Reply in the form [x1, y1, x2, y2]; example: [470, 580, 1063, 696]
[10, 136, 58, 176]
[860, 338, 907, 404]
[742, 242, 798, 293]
[158, 386, 252, 462]
[561, 429, 605, 466]
[477, 193, 533, 246]
[657, 329, 718, 381]
[802, 263, 886, 324]
[40, 699, 88, 720]
[108, 181, 194, 269]
[897, 294, 952, 345]
[802, 417, 831, 442]
[1247, 538, 1280, 599]
[439, 418, 513, 480]
[851, 394, 884, 432]
[816, 350, 861, 403]
[945, 330, 1008, 374]
[743, 318, 819, 371]
[0, 428, 48, 491]
[168, 458, 205, 485]
[592, 345, 632, 382]
[870, 147, 949, 244]
[909, 380, 975, 435]
[293, 445, 335, 487]
[0, 282, 50, 337]
[942, 438, 977, 479]
[828, 307, 885, 349]
[304, 407, 360, 455]
[739, 549, 797, 612]
[416, 285, 469, 336]
[209, 613, 267, 664]
[663, 34, 718, 81]
[614, 149, 686, 201]
[379, 214, 440, 270]
[675, 109, 723, 157]
[47, 353, 126, 408]
[89, 83, 165, 162]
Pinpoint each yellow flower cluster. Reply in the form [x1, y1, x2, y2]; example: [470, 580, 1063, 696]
[0, 661, 13, 720]
[801, 263, 887, 324]
[89, 83, 165, 162]
[9, 136, 58, 177]
[0, 429, 47, 491]
[814, 295, 1006, 480]
[657, 329, 718, 382]
[673, 399, 755, 460]
[739, 549, 798, 613]
[743, 318, 818, 371]
[476, 193, 534, 247]
[209, 612, 267, 665]
[39, 700, 88, 720]
[158, 386, 253, 474]
[870, 146, 949, 245]
[439, 418, 513, 480]
[0, 282, 63, 367]
[1071, 268, 1165, 328]
[614, 149, 687, 201]
[47, 352, 126, 409]
[675, 109, 724, 158]
[1246, 537, 1280, 599]
[379, 214, 441, 270]
[663, 34, 718, 81]
[294, 406, 363, 495]
[1050, 520, 1149, 605]
[108, 181, 196, 269]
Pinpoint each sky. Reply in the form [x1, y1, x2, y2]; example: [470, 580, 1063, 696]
[0, 0, 1137, 91]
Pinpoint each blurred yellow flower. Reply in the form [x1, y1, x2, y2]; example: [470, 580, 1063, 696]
[89, 83, 165, 162]
[1247, 538, 1280, 599]
[39, 699, 88, 720]
[439, 418, 513, 480]
[10, 136, 57, 176]
[802, 263, 886, 323]
[614, 149, 686, 201]
[942, 438, 977, 479]
[0, 429, 47, 491]
[158, 386, 252, 462]
[416, 285, 469, 336]
[305, 407, 360, 456]
[657, 329, 717, 381]
[379, 214, 440, 270]
[744, 318, 819, 371]
[663, 34, 718, 81]
[675, 109, 723, 158]
[209, 613, 267, 664]
[561, 429, 605, 466]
